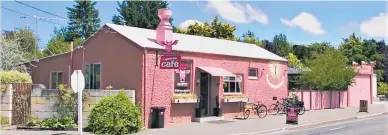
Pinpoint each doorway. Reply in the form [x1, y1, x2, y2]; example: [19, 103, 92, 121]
[199, 72, 210, 115]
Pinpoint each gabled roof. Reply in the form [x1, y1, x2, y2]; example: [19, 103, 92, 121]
[106, 23, 287, 62]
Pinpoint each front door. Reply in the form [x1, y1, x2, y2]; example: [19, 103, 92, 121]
[200, 73, 210, 115]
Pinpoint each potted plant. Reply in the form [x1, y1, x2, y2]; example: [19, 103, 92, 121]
[195, 96, 206, 118]
[213, 96, 222, 116]
[172, 93, 198, 103]
[223, 94, 249, 102]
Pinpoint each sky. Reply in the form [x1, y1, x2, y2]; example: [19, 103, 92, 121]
[1, 1, 387, 50]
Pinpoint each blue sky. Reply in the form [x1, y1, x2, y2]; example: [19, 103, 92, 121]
[1, 1, 387, 49]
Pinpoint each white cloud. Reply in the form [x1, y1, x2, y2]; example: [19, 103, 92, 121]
[280, 12, 325, 35]
[246, 4, 268, 25]
[360, 13, 388, 38]
[340, 21, 359, 37]
[179, 20, 204, 30]
[205, 1, 268, 24]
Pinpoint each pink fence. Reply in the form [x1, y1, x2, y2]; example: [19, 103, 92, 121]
[289, 90, 348, 110]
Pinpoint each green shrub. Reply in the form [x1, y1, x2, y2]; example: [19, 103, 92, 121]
[1, 70, 32, 91]
[40, 117, 76, 130]
[85, 90, 143, 135]
[1, 70, 32, 84]
[378, 82, 388, 95]
[1, 116, 9, 125]
[26, 116, 41, 126]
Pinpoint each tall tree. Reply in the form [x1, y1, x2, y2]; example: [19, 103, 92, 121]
[287, 53, 305, 70]
[112, 1, 173, 29]
[176, 16, 237, 41]
[339, 33, 366, 63]
[262, 40, 280, 55]
[239, 30, 262, 47]
[298, 50, 357, 108]
[43, 27, 84, 56]
[66, 0, 101, 41]
[2, 28, 43, 60]
[0, 36, 29, 72]
[273, 33, 290, 57]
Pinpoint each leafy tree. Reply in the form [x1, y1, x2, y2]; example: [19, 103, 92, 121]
[298, 50, 357, 108]
[43, 27, 84, 56]
[273, 33, 290, 57]
[287, 53, 304, 70]
[176, 16, 237, 41]
[112, 1, 173, 30]
[2, 28, 43, 60]
[339, 33, 367, 63]
[262, 40, 279, 55]
[298, 50, 357, 90]
[377, 82, 388, 95]
[239, 30, 262, 47]
[66, 0, 101, 41]
[0, 37, 29, 71]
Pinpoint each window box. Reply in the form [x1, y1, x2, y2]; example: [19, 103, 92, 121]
[172, 93, 198, 103]
[223, 94, 249, 103]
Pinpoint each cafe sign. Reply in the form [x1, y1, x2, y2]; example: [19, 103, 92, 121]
[160, 55, 181, 69]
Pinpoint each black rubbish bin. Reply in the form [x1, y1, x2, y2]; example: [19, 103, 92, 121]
[151, 107, 166, 128]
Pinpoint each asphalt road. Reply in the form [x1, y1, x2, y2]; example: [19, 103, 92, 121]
[271, 115, 388, 135]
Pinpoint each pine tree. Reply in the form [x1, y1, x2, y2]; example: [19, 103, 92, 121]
[66, 0, 101, 41]
[112, 1, 173, 29]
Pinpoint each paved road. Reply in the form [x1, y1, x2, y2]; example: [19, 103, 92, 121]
[271, 115, 388, 135]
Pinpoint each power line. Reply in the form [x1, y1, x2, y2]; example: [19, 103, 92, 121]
[1, 6, 64, 26]
[14, 0, 67, 19]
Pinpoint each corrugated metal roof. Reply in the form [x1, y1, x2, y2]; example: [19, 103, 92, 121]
[106, 23, 287, 62]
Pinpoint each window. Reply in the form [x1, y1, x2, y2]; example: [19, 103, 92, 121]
[174, 60, 192, 93]
[50, 72, 63, 89]
[84, 63, 101, 89]
[248, 68, 258, 79]
[223, 75, 243, 94]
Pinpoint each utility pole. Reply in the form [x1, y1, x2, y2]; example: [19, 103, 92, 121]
[20, 16, 67, 57]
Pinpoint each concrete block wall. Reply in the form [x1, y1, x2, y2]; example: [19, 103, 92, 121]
[1, 84, 13, 124]
[2, 84, 135, 126]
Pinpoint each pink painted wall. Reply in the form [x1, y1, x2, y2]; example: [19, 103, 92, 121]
[290, 90, 348, 110]
[348, 74, 371, 107]
[144, 50, 288, 127]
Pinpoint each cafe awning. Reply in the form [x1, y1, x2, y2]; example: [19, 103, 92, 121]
[198, 67, 236, 77]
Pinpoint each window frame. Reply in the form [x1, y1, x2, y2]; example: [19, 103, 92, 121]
[248, 68, 258, 79]
[49, 71, 64, 89]
[174, 59, 193, 93]
[223, 74, 243, 95]
[84, 63, 102, 90]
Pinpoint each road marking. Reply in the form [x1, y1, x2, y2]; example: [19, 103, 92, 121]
[328, 127, 344, 131]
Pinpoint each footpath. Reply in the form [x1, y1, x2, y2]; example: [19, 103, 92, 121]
[136, 103, 388, 135]
[1, 103, 387, 135]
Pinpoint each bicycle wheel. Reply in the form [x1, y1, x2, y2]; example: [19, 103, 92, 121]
[269, 104, 279, 114]
[298, 106, 305, 115]
[256, 105, 267, 118]
[243, 110, 250, 119]
[278, 104, 287, 114]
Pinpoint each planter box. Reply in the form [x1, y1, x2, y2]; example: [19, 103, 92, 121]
[223, 98, 248, 103]
[172, 99, 198, 103]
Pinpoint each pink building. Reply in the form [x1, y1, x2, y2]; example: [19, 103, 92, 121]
[28, 9, 289, 128]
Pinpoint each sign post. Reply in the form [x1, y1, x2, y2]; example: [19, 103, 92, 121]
[359, 100, 368, 113]
[71, 70, 85, 135]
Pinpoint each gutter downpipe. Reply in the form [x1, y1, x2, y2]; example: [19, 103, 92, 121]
[370, 65, 374, 104]
[143, 47, 147, 128]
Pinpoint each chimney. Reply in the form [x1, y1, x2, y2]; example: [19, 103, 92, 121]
[156, 8, 173, 43]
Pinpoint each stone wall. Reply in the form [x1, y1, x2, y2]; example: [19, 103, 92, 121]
[1, 84, 135, 126]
